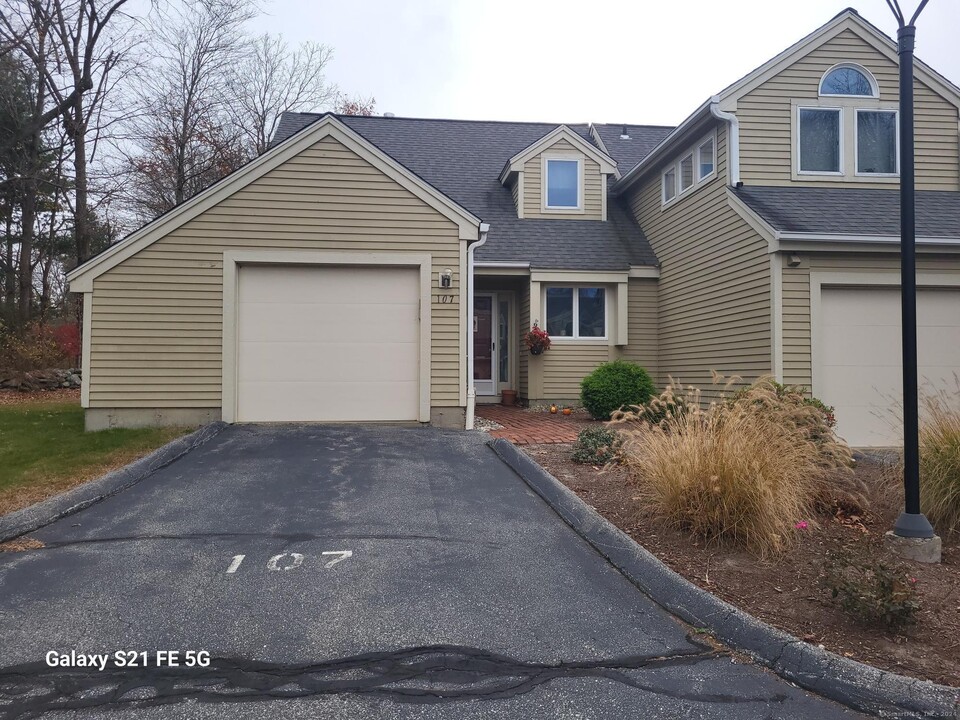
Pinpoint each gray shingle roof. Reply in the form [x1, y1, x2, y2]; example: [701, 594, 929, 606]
[592, 124, 674, 177]
[271, 113, 658, 270]
[734, 185, 960, 238]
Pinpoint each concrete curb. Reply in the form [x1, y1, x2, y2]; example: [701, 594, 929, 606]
[0, 422, 228, 544]
[488, 438, 960, 720]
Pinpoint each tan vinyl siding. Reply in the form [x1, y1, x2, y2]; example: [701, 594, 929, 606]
[626, 124, 772, 398]
[737, 29, 959, 190]
[621, 278, 658, 377]
[541, 343, 616, 399]
[518, 284, 530, 398]
[90, 136, 463, 409]
[780, 252, 960, 390]
[523, 138, 604, 219]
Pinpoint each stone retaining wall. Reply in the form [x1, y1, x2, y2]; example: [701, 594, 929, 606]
[0, 368, 82, 391]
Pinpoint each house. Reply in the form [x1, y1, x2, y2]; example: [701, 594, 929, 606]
[67, 8, 960, 448]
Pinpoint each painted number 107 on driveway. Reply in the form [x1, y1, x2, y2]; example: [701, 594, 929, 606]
[225, 551, 353, 574]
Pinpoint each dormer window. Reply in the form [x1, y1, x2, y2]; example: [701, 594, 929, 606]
[819, 64, 878, 97]
[544, 158, 581, 209]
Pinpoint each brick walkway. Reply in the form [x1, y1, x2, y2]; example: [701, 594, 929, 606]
[476, 404, 590, 445]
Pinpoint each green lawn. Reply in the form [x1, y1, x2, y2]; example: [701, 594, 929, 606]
[0, 402, 188, 514]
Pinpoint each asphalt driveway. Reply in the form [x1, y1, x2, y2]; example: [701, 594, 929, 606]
[0, 425, 863, 719]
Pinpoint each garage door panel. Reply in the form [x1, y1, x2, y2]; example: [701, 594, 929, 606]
[238, 303, 418, 344]
[237, 381, 418, 422]
[821, 324, 900, 360]
[236, 264, 420, 422]
[238, 341, 418, 383]
[918, 289, 960, 325]
[820, 364, 902, 397]
[238, 265, 418, 304]
[822, 287, 897, 324]
[818, 286, 960, 447]
[917, 327, 960, 366]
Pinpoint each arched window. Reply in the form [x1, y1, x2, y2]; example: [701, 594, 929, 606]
[819, 64, 877, 97]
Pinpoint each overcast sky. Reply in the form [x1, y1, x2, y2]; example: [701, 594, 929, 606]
[255, 0, 960, 127]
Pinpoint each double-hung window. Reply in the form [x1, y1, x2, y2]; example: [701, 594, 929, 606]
[662, 166, 677, 203]
[679, 154, 694, 193]
[545, 287, 606, 339]
[697, 138, 714, 180]
[798, 107, 842, 173]
[545, 158, 580, 209]
[856, 109, 898, 175]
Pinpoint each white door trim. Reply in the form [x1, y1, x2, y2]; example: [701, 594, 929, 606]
[222, 250, 432, 424]
[474, 292, 497, 396]
[809, 270, 960, 401]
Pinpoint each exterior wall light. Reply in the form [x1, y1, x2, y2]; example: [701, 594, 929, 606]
[439, 268, 453, 288]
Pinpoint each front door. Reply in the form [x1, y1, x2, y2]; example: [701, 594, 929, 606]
[474, 294, 495, 396]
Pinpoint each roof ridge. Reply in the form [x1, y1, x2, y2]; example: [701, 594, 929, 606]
[338, 113, 590, 127]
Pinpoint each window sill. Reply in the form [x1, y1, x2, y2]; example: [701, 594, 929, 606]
[791, 172, 899, 184]
[542, 206, 585, 214]
[548, 337, 608, 343]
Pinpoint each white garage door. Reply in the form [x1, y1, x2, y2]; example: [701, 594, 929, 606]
[818, 286, 960, 447]
[237, 265, 420, 422]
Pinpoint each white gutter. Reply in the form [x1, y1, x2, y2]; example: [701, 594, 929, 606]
[474, 261, 529, 268]
[709, 98, 740, 185]
[465, 222, 491, 431]
[778, 232, 960, 245]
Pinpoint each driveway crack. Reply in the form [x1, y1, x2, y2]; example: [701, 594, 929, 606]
[0, 638, 785, 718]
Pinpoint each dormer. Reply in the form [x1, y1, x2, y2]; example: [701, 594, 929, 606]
[499, 126, 617, 220]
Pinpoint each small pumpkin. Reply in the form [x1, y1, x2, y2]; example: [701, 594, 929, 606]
[562, 407, 573, 416]
[549, 404, 558, 414]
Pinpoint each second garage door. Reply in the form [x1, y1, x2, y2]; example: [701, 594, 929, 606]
[817, 285, 960, 447]
[237, 265, 420, 422]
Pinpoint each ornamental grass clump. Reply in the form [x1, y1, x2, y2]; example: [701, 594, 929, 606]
[612, 375, 853, 556]
[918, 383, 960, 536]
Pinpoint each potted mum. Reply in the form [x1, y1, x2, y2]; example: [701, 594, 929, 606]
[524, 324, 551, 356]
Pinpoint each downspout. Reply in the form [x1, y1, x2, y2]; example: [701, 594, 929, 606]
[709, 98, 740, 186]
[465, 222, 490, 430]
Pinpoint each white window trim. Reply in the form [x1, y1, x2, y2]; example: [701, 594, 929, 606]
[660, 129, 717, 209]
[818, 62, 879, 99]
[697, 137, 716, 181]
[854, 108, 900, 177]
[679, 152, 695, 194]
[541, 154, 584, 213]
[797, 105, 844, 176]
[542, 285, 608, 341]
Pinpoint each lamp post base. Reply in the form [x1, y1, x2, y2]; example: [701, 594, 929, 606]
[884, 530, 942, 564]
[893, 511, 936, 538]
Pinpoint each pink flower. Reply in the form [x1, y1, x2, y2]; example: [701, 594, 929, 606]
[909, 577, 918, 584]
[795, 521, 809, 530]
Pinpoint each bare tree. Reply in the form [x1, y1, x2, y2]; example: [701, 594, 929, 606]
[121, 0, 255, 218]
[1, 0, 134, 267]
[228, 34, 335, 157]
[334, 93, 376, 116]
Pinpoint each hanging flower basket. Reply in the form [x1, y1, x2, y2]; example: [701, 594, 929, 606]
[524, 325, 551, 356]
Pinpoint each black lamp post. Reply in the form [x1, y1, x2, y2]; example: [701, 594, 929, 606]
[886, 0, 935, 540]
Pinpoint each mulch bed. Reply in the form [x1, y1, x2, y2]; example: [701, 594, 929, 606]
[526, 443, 960, 688]
[0, 388, 80, 406]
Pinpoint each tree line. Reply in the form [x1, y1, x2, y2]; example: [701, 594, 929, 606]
[0, 0, 373, 329]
